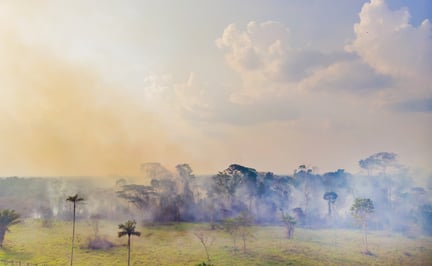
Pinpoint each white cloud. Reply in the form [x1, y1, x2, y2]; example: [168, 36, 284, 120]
[213, 0, 431, 120]
[299, 60, 392, 94]
[347, 0, 432, 81]
[215, 19, 395, 106]
[216, 21, 292, 103]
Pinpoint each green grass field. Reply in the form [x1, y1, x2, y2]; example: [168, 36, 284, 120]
[1, 219, 431, 265]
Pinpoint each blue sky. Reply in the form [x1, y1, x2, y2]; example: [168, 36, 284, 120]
[388, 0, 432, 25]
[0, 0, 430, 176]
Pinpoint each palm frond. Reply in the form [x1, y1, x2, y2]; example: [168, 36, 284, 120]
[118, 220, 141, 238]
[66, 194, 85, 202]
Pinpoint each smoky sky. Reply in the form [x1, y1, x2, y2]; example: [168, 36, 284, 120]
[0, 33, 186, 176]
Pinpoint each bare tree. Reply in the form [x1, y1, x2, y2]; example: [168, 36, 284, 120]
[193, 230, 214, 263]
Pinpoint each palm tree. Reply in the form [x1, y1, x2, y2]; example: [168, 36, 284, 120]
[66, 194, 84, 266]
[0, 209, 20, 247]
[118, 220, 141, 266]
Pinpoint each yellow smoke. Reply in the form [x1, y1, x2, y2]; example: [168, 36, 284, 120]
[0, 32, 184, 177]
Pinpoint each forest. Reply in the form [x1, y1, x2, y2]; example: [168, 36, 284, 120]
[1, 152, 430, 233]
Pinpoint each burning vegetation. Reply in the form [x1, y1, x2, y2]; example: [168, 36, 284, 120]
[0, 152, 431, 264]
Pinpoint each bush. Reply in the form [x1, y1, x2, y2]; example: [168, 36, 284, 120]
[86, 236, 114, 250]
[195, 262, 214, 266]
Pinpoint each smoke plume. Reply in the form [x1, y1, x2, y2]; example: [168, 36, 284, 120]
[0, 32, 184, 176]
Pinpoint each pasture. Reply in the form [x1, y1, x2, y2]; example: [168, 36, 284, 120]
[0, 219, 431, 265]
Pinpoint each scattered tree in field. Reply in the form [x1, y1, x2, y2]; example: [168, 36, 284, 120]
[351, 198, 374, 254]
[222, 217, 239, 251]
[236, 211, 254, 253]
[118, 220, 141, 266]
[323, 192, 338, 217]
[0, 209, 20, 247]
[281, 212, 296, 239]
[222, 211, 254, 253]
[193, 230, 214, 263]
[66, 194, 84, 266]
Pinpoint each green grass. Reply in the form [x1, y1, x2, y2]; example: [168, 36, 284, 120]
[1, 219, 431, 265]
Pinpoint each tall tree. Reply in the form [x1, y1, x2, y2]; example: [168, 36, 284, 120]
[294, 165, 315, 226]
[176, 164, 197, 221]
[117, 184, 158, 220]
[351, 198, 374, 254]
[228, 164, 258, 212]
[359, 152, 397, 176]
[0, 209, 20, 247]
[118, 220, 141, 266]
[323, 192, 338, 217]
[211, 170, 241, 213]
[66, 194, 84, 266]
[359, 152, 399, 230]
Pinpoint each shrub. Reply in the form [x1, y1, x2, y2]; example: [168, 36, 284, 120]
[86, 236, 115, 250]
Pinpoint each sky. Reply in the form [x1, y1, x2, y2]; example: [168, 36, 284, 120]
[0, 0, 431, 177]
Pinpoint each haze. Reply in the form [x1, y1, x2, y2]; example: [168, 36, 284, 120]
[0, 0, 431, 177]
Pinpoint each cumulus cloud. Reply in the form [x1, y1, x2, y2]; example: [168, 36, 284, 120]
[216, 21, 289, 73]
[215, 19, 395, 106]
[212, 0, 431, 122]
[216, 21, 292, 103]
[346, 0, 432, 81]
[299, 60, 393, 94]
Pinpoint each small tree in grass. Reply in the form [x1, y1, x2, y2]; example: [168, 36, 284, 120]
[118, 220, 141, 266]
[0, 209, 20, 247]
[351, 198, 374, 254]
[222, 211, 254, 253]
[193, 230, 214, 264]
[237, 211, 254, 253]
[222, 217, 239, 251]
[281, 212, 296, 239]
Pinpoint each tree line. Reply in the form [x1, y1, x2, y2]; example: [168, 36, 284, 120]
[0, 152, 431, 234]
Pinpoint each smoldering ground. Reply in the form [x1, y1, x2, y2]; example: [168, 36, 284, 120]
[0, 32, 187, 177]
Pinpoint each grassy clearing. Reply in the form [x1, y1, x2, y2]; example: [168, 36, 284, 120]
[0, 219, 431, 265]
